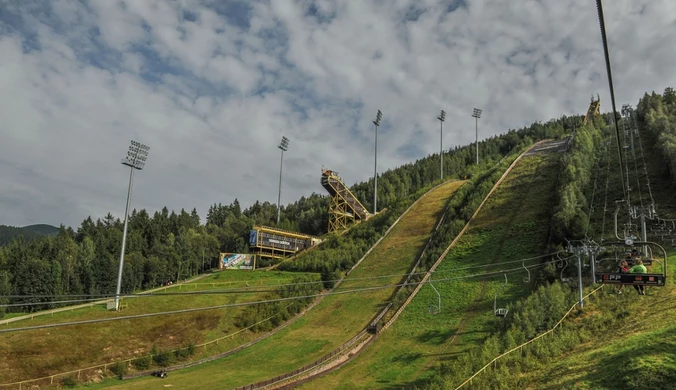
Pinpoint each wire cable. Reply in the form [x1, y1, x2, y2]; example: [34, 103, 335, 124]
[0, 251, 565, 303]
[0, 260, 561, 333]
[596, 0, 626, 200]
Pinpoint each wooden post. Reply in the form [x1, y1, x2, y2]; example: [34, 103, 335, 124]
[78, 370, 81, 379]
[51, 376, 54, 384]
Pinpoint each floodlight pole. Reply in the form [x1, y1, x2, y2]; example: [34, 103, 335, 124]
[115, 140, 149, 311]
[472, 108, 482, 165]
[276, 136, 289, 225]
[114, 167, 134, 310]
[373, 110, 382, 214]
[438, 110, 446, 180]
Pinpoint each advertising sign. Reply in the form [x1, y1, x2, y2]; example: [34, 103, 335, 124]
[219, 253, 255, 270]
[595, 273, 665, 286]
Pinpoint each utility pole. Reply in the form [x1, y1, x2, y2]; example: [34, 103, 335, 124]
[577, 252, 584, 307]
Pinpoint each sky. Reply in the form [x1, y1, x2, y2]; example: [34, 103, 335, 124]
[1, 0, 675, 229]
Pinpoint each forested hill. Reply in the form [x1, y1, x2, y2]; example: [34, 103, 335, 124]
[0, 224, 58, 246]
[0, 114, 575, 315]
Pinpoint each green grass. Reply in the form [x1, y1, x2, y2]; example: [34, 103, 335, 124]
[0, 270, 314, 384]
[522, 288, 676, 390]
[303, 153, 562, 389]
[86, 180, 465, 389]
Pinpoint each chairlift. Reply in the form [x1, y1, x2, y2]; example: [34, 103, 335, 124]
[594, 241, 667, 287]
[559, 256, 571, 283]
[522, 260, 531, 283]
[494, 273, 509, 317]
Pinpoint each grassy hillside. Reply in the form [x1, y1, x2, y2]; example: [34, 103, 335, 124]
[0, 270, 316, 385]
[89, 180, 466, 389]
[522, 267, 675, 390]
[303, 151, 563, 389]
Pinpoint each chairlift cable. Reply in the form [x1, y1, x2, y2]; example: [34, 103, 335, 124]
[596, 0, 627, 200]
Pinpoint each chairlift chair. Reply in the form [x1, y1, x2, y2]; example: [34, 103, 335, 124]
[559, 256, 571, 283]
[494, 273, 509, 317]
[522, 261, 531, 283]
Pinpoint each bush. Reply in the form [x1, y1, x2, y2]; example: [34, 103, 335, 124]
[109, 361, 128, 379]
[151, 347, 173, 367]
[132, 355, 152, 371]
[61, 375, 77, 388]
[174, 343, 196, 360]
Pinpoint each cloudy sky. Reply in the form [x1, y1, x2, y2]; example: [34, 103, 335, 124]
[1, 0, 675, 229]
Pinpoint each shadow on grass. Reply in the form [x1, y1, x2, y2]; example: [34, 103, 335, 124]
[416, 328, 457, 345]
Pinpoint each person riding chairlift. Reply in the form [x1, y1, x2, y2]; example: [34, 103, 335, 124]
[616, 260, 629, 294]
[628, 258, 647, 295]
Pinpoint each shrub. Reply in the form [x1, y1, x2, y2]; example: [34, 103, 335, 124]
[109, 361, 128, 379]
[152, 349, 173, 367]
[132, 355, 152, 371]
[61, 375, 77, 388]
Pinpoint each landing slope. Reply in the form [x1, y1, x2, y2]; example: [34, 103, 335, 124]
[94, 180, 466, 389]
[304, 149, 563, 389]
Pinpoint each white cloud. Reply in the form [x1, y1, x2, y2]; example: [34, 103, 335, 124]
[0, 0, 675, 228]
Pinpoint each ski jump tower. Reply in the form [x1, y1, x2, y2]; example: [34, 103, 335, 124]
[321, 168, 373, 233]
[583, 94, 601, 125]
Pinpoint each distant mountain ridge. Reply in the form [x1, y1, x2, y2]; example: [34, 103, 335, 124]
[0, 224, 59, 246]
[21, 224, 60, 236]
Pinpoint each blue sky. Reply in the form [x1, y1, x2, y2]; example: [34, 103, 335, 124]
[0, 0, 675, 228]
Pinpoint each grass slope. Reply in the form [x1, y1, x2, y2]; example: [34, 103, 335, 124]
[0, 270, 312, 384]
[522, 279, 676, 390]
[304, 153, 562, 389]
[91, 180, 465, 389]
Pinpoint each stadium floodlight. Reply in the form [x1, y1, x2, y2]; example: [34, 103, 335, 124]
[277, 136, 290, 224]
[472, 108, 482, 165]
[437, 110, 446, 180]
[372, 109, 383, 214]
[115, 140, 150, 310]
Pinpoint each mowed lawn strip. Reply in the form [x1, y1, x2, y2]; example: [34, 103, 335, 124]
[304, 154, 561, 389]
[91, 180, 465, 390]
[0, 271, 314, 384]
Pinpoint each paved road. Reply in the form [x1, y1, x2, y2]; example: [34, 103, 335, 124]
[0, 273, 210, 326]
[524, 138, 570, 155]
